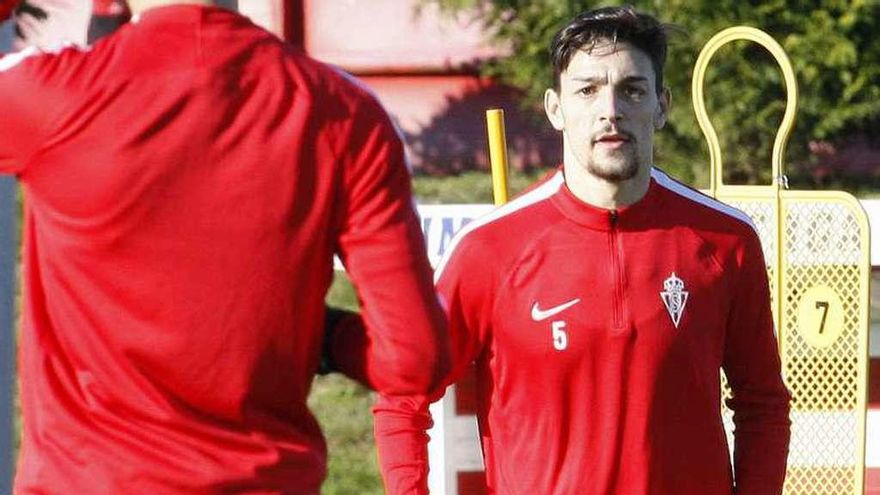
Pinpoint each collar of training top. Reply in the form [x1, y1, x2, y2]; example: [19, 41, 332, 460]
[551, 172, 663, 231]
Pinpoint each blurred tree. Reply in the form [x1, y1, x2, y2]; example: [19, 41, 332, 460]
[423, 0, 880, 188]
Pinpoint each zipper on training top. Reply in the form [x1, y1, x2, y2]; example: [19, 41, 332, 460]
[608, 209, 624, 330]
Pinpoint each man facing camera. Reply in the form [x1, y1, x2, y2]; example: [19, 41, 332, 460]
[347, 6, 791, 495]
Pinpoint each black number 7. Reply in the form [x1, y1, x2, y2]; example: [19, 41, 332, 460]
[815, 301, 829, 334]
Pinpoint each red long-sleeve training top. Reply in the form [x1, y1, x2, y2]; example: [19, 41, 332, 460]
[375, 168, 790, 495]
[0, 5, 447, 493]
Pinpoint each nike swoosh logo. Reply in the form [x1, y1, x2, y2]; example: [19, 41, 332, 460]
[531, 298, 581, 321]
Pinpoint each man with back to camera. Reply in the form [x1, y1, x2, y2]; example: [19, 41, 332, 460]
[0, 0, 450, 492]
[334, 6, 791, 494]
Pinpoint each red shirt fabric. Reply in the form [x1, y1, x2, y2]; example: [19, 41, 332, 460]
[0, 0, 16, 23]
[0, 5, 447, 493]
[374, 168, 791, 495]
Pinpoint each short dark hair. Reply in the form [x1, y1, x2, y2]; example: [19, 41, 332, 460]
[550, 6, 671, 96]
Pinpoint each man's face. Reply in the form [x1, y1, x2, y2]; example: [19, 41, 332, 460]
[544, 41, 669, 183]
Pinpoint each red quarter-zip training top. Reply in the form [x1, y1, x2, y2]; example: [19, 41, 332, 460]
[375, 168, 790, 495]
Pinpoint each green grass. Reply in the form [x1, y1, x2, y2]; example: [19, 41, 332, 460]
[309, 374, 382, 495]
[412, 168, 551, 204]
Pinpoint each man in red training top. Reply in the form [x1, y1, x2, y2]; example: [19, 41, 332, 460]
[0, 0, 448, 492]
[356, 6, 791, 494]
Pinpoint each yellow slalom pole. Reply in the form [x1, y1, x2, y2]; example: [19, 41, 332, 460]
[486, 109, 510, 206]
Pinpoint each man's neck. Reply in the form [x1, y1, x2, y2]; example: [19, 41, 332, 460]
[129, 0, 215, 16]
[563, 160, 652, 210]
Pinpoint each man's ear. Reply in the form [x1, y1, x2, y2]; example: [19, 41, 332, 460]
[544, 88, 565, 131]
[654, 87, 671, 129]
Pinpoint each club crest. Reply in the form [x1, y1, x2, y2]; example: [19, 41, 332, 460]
[660, 272, 688, 329]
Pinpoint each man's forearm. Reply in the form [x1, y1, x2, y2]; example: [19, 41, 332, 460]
[731, 416, 790, 494]
[374, 393, 433, 495]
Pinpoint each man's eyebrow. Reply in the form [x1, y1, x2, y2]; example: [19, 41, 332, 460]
[569, 75, 650, 84]
[570, 76, 607, 84]
[620, 76, 651, 84]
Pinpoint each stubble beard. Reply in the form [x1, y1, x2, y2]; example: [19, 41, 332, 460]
[585, 146, 641, 183]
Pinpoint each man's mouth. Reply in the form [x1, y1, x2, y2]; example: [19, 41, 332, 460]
[594, 133, 632, 148]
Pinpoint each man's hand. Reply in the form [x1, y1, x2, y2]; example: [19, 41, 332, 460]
[319, 306, 358, 375]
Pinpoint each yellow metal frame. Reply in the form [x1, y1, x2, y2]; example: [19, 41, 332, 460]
[777, 190, 871, 494]
[693, 26, 870, 495]
[692, 26, 798, 196]
[693, 27, 798, 342]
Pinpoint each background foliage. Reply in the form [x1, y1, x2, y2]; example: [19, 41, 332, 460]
[425, 0, 880, 189]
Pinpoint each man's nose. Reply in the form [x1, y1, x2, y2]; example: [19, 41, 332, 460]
[598, 88, 623, 122]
